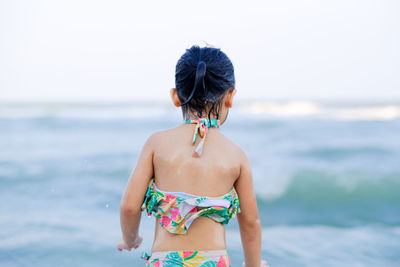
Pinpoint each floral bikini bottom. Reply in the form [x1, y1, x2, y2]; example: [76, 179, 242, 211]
[141, 249, 231, 266]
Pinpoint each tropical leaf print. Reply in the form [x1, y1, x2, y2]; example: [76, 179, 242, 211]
[144, 250, 231, 266]
[141, 178, 240, 234]
[163, 251, 184, 266]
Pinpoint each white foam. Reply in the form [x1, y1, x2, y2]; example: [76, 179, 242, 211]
[0, 105, 170, 119]
[1, 100, 400, 120]
[240, 101, 321, 117]
[333, 105, 400, 120]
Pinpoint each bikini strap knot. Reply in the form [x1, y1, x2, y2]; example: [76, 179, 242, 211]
[141, 251, 151, 262]
[184, 118, 220, 156]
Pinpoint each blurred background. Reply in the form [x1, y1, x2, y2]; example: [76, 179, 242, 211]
[1, 1, 399, 266]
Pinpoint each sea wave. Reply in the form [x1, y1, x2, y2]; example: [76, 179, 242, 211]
[238, 100, 400, 120]
[255, 169, 400, 226]
[257, 169, 400, 203]
[0, 103, 169, 119]
[1, 100, 400, 120]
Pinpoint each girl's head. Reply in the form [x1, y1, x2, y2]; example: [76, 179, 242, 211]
[170, 45, 236, 123]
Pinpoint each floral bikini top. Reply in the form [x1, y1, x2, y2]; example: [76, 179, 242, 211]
[141, 178, 241, 234]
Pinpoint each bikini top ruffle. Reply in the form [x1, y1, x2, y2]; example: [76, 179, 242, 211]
[141, 178, 241, 234]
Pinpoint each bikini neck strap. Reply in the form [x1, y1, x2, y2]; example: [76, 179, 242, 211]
[184, 117, 221, 127]
[183, 117, 221, 156]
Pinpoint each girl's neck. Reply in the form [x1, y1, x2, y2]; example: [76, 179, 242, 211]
[185, 113, 218, 120]
[186, 116, 218, 121]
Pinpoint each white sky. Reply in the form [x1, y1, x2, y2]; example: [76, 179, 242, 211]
[0, 0, 399, 102]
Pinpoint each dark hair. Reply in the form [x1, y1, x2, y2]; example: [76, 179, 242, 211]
[175, 45, 235, 120]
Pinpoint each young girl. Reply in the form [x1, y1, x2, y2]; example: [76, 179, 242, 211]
[117, 45, 268, 267]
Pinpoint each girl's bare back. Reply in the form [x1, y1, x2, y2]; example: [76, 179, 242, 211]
[150, 123, 243, 251]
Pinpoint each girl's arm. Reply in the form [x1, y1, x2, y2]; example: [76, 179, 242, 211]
[118, 133, 156, 249]
[235, 149, 262, 267]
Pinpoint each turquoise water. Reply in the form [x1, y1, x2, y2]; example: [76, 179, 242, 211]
[1, 101, 400, 266]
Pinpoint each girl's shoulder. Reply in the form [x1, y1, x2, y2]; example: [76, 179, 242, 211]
[141, 127, 178, 151]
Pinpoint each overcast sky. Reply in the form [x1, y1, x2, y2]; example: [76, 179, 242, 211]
[0, 0, 399, 102]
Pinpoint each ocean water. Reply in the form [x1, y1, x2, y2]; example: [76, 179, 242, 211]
[0, 100, 399, 267]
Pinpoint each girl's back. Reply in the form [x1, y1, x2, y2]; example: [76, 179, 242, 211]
[150, 123, 243, 251]
[153, 124, 241, 195]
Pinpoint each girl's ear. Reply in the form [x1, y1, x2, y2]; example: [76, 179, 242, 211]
[170, 88, 181, 107]
[225, 88, 236, 108]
